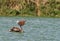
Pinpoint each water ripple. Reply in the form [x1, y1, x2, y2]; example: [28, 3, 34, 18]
[0, 17, 60, 41]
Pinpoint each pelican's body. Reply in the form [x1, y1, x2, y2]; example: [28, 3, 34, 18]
[9, 27, 23, 32]
[9, 20, 25, 32]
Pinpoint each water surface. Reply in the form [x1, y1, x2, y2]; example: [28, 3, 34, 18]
[0, 17, 60, 41]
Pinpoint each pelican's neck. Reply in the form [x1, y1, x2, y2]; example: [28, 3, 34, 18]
[19, 26, 24, 32]
[19, 26, 23, 30]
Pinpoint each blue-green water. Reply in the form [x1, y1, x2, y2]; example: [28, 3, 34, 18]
[0, 17, 60, 41]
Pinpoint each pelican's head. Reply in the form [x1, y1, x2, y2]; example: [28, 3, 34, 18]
[16, 20, 26, 27]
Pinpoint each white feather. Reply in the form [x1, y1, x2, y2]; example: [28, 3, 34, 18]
[16, 20, 19, 23]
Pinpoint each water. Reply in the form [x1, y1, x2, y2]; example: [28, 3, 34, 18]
[0, 17, 60, 41]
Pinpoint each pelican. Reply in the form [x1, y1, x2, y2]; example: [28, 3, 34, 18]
[9, 20, 25, 32]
